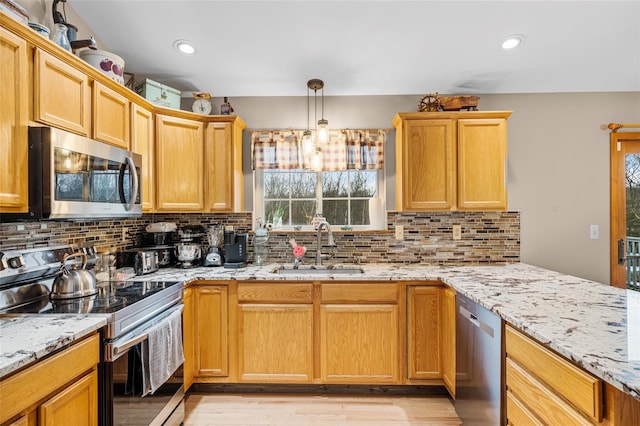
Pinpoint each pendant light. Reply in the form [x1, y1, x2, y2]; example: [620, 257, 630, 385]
[305, 79, 328, 170]
[307, 79, 329, 144]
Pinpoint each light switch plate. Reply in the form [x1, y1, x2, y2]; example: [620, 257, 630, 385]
[590, 224, 599, 240]
[395, 225, 404, 240]
[453, 225, 462, 240]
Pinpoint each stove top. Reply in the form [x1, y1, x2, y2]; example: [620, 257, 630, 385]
[4, 280, 181, 315]
[0, 245, 184, 339]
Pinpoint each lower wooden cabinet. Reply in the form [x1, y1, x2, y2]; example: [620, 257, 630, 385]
[191, 285, 229, 380]
[406, 284, 455, 396]
[0, 333, 100, 426]
[320, 303, 399, 383]
[185, 280, 454, 389]
[236, 283, 313, 383]
[39, 370, 98, 426]
[506, 324, 602, 425]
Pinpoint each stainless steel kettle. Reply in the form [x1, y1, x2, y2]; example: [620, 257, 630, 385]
[50, 252, 98, 299]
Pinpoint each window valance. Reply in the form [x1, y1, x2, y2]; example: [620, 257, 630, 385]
[251, 129, 385, 171]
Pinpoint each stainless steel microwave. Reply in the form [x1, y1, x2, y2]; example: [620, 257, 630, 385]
[2, 127, 142, 221]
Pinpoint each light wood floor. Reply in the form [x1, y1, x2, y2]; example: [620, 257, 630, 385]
[184, 393, 461, 426]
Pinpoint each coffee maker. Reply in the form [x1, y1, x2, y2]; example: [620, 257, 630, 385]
[203, 224, 224, 267]
[223, 230, 248, 268]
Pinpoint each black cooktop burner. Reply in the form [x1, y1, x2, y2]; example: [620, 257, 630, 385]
[4, 280, 181, 315]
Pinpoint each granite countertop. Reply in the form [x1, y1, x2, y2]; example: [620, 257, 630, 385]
[0, 315, 107, 378]
[139, 262, 640, 400]
[1, 262, 638, 402]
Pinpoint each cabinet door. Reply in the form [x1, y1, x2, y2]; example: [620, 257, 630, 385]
[400, 119, 455, 210]
[155, 114, 204, 211]
[194, 286, 228, 378]
[130, 104, 154, 212]
[182, 287, 195, 390]
[320, 304, 399, 384]
[92, 81, 129, 149]
[205, 122, 233, 212]
[442, 287, 456, 397]
[34, 49, 90, 136]
[39, 369, 98, 426]
[457, 118, 507, 210]
[407, 286, 442, 380]
[237, 304, 313, 383]
[0, 27, 28, 212]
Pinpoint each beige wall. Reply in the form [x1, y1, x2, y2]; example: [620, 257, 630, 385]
[219, 92, 640, 284]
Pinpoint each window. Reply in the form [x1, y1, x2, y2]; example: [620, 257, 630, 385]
[252, 129, 386, 230]
[255, 169, 383, 229]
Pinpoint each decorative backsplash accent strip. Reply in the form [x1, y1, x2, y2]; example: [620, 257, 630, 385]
[0, 211, 519, 265]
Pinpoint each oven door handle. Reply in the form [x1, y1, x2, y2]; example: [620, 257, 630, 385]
[106, 303, 183, 361]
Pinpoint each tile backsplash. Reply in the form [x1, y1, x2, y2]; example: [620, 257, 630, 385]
[0, 211, 519, 265]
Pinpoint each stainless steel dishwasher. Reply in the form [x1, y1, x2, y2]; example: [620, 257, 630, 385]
[455, 293, 504, 425]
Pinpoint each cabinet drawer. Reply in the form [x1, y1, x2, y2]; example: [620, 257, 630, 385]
[506, 358, 592, 426]
[238, 283, 312, 303]
[0, 333, 99, 424]
[321, 283, 397, 303]
[506, 390, 543, 425]
[505, 325, 602, 421]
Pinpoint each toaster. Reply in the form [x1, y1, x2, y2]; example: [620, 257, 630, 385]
[117, 250, 160, 275]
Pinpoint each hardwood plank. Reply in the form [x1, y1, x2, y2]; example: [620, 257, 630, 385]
[184, 393, 460, 425]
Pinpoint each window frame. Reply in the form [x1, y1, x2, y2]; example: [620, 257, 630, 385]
[254, 168, 386, 231]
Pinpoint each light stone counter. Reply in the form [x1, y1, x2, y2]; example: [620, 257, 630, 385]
[1, 262, 638, 401]
[0, 315, 107, 378]
[138, 262, 640, 400]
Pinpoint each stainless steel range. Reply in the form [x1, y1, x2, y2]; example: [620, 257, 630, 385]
[0, 245, 185, 426]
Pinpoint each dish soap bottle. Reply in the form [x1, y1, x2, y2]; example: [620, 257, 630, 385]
[220, 97, 234, 115]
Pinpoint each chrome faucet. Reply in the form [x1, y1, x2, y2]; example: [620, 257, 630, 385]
[316, 221, 336, 265]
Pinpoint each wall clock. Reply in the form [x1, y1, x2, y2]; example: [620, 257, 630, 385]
[192, 92, 212, 115]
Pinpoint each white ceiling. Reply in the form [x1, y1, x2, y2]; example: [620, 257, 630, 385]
[69, 0, 640, 97]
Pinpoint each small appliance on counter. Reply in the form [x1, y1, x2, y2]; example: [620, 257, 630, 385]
[139, 222, 178, 268]
[223, 230, 248, 268]
[175, 225, 205, 268]
[203, 224, 225, 267]
[116, 249, 160, 276]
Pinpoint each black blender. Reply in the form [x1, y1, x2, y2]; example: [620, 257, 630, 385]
[203, 224, 225, 267]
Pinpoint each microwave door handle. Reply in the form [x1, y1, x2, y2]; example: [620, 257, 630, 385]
[119, 156, 139, 211]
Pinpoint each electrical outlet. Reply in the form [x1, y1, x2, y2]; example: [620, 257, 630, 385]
[395, 225, 404, 240]
[590, 224, 599, 240]
[121, 227, 128, 241]
[453, 225, 462, 240]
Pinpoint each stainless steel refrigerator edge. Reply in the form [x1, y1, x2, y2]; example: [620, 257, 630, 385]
[455, 293, 505, 425]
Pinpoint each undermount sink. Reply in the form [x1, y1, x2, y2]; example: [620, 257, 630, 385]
[271, 265, 365, 275]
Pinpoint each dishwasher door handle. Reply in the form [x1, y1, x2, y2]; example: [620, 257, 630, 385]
[459, 305, 495, 338]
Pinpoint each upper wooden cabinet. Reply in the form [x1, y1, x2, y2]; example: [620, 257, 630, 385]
[0, 26, 29, 213]
[92, 81, 129, 149]
[393, 111, 511, 211]
[34, 48, 91, 136]
[155, 114, 205, 212]
[205, 116, 246, 212]
[130, 104, 154, 212]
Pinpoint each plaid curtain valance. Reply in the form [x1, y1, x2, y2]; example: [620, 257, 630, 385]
[251, 129, 385, 171]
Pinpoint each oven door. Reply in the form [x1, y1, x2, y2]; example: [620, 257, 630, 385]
[102, 304, 184, 426]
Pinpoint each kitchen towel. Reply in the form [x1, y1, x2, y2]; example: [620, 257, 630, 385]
[141, 307, 184, 396]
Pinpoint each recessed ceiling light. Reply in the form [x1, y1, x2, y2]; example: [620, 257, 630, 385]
[174, 39, 196, 55]
[501, 35, 523, 50]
